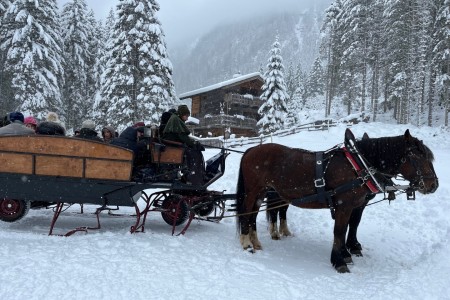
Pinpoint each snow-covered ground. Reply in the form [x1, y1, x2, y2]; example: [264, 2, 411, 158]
[1, 122, 449, 300]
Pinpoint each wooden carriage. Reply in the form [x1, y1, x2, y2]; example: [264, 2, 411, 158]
[0, 135, 230, 235]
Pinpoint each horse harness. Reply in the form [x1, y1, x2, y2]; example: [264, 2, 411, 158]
[290, 133, 388, 219]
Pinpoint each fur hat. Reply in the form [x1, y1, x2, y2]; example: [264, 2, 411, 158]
[46, 112, 59, 122]
[24, 116, 37, 125]
[81, 119, 96, 130]
[177, 105, 190, 117]
[8, 111, 24, 123]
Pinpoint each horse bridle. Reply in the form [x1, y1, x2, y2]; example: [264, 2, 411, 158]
[401, 145, 438, 191]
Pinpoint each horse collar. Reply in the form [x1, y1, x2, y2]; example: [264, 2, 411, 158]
[342, 147, 382, 194]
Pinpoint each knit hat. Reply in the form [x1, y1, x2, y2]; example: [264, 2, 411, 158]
[24, 116, 37, 125]
[132, 122, 145, 128]
[81, 119, 96, 130]
[8, 112, 24, 123]
[177, 105, 190, 117]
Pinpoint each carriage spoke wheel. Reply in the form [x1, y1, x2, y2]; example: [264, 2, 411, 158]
[161, 195, 189, 226]
[0, 198, 30, 222]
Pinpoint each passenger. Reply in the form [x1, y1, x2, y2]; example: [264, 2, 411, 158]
[133, 122, 145, 128]
[24, 116, 38, 132]
[46, 112, 66, 130]
[110, 126, 146, 166]
[0, 112, 35, 136]
[36, 121, 66, 136]
[78, 119, 102, 142]
[101, 126, 115, 143]
[163, 105, 205, 185]
[159, 108, 176, 137]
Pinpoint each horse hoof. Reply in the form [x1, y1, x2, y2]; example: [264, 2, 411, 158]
[351, 250, 363, 257]
[271, 235, 280, 240]
[343, 256, 353, 264]
[336, 265, 350, 273]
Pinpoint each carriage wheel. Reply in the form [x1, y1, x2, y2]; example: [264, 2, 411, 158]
[161, 195, 189, 226]
[0, 198, 30, 222]
[194, 201, 215, 217]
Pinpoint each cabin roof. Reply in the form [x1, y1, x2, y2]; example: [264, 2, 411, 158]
[179, 72, 264, 99]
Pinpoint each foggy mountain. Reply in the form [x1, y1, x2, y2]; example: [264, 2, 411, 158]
[169, 6, 326, 94]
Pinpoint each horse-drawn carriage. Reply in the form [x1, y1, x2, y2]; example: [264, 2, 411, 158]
[0, 132, 234, 235]
[0, 128, 439, 273]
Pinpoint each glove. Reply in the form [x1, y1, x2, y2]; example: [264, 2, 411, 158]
[195, 141, 205, 151]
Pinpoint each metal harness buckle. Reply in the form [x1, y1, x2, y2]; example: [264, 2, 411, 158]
[315, 178, 325, 188]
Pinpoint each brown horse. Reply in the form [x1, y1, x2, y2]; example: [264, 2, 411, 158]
[235, 129, 438, 273]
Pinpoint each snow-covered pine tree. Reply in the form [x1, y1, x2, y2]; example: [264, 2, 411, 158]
[383, 0, 421, 124]
[60, 0, 92, 130]
[92, 8, 115, 126]
[0, 0, 12, 115]
[433, 0, 450, 126]
[305, 57, 325, 99]
[320, 0, 344, 117]
[257, 37, 289, 133]
[86, 9, 103, 120]
[99, 0, 177, 130]
[1, 0, 64, 120]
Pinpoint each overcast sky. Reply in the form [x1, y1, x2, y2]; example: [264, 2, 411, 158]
[57, 0, 316, 47]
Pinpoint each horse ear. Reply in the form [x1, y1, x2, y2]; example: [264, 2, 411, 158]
[345, 128, 355, 141]
[362, 132, 369, 140]
[404, 129, 412, 140]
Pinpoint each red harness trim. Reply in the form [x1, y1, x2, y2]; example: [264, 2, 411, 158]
[343, 147, 380, 193]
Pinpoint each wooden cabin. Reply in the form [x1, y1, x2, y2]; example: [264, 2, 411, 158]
[178, 72, 264, 137]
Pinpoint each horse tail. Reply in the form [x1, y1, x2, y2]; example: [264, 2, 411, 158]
[235, 154, 247, 235]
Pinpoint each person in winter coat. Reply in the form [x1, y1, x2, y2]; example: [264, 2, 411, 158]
[78, 120, 102, 142]
[159, 108, 176, 137]
[0, 112, 35, 136]
[36, 121, 66, 136]
[162, 105, 205, 185]
[110, 126, 147, 164]
[101, 126, 115, 143]
[46, 112, 66, 130]
[24, 116, 38, 132]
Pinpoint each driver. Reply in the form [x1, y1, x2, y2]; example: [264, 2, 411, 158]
[162, 105, 205, 185]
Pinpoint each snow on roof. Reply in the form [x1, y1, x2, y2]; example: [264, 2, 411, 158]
[179, 72, 263, 99]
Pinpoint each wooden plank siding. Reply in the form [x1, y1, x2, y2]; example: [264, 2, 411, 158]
[0, 136, 133, 181]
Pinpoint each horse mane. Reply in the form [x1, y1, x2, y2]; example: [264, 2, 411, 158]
[355, 136, 407, 173]
[355, 134, 434, 173]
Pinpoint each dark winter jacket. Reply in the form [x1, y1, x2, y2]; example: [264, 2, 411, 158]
[110, 127, 139, 155]
[78, 128, 102, 142]
[159, 110, 175, 137]
[36, 121, 66, 136]
[162, 113, 195, 147]
[110, 127, 148, 167]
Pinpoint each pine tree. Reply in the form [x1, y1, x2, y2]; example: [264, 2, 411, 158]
[0, 0, 12, 116]
[60, 0, 92, 129]
[92, 8, 115, 126]
[257, 37, 289, 133]
[321, 0, 344, 117]
[99, 0, 177, 130]
[383, 0, 421, 124]
[1, 0, 64, 119]
[305, 57, 325, 99]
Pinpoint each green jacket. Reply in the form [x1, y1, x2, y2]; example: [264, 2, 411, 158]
[162, 113, 195, 147]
